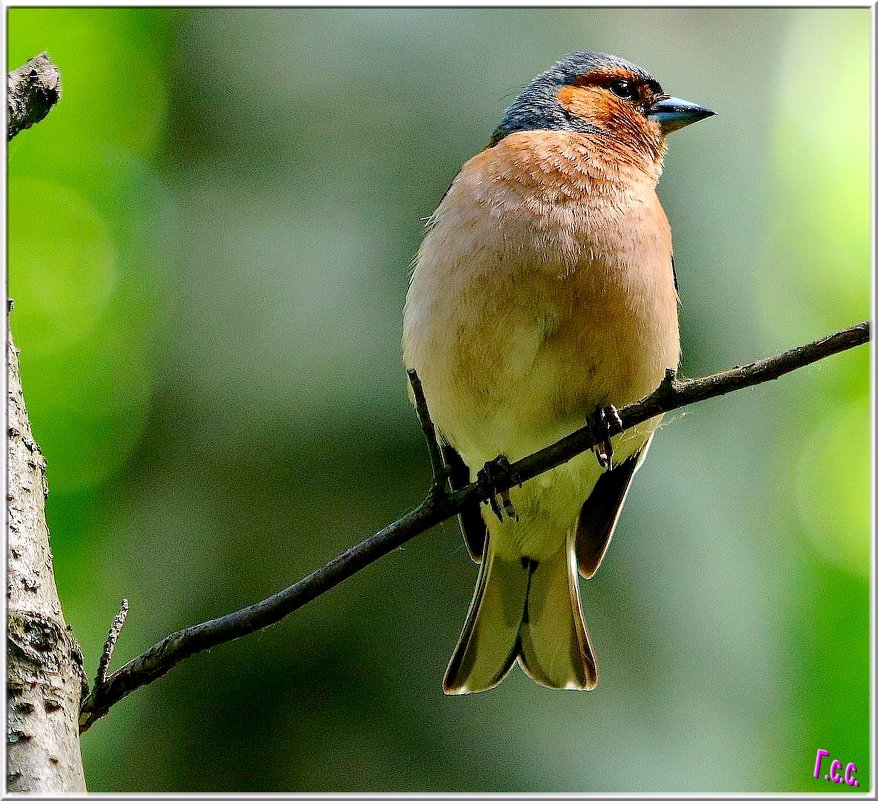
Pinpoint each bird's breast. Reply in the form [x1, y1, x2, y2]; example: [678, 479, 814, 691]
[402, 131, 679, 465]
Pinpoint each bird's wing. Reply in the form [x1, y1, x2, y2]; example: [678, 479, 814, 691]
[442, 444, 486, 563]
[574, 436, 652, 579]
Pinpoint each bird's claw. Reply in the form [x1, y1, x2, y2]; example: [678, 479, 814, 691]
[477, 455, 521, 522]
[587, 404, 623, 470]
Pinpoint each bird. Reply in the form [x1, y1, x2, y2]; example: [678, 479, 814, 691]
[402, 51, 713, 694]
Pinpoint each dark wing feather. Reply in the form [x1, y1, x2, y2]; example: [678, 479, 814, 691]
[442, 444, 486, 563]
[575, 437, 651, 579]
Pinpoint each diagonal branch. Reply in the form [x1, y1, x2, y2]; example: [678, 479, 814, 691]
[78, 320, 870, 732]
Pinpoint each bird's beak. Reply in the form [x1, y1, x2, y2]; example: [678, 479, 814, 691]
[647, 96, 715, 134]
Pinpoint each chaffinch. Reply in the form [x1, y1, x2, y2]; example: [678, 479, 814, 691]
[402, 51, 713, 693]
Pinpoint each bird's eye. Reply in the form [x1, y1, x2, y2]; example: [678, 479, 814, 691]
[609, 79, 637, 100]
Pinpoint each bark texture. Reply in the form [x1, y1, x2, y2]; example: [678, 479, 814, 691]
[6, 54, 61, 141]
[7, 328, 87, 792]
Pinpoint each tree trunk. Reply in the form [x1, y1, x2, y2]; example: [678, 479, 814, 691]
[7, 325, 88, 792]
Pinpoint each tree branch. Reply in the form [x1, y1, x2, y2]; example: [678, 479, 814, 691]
[78, 320, 870, 732]
[7, 53, 61, 141]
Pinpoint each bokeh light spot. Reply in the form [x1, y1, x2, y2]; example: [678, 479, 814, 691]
[794, 392, 870, 578]
[9, 177, 118, 354]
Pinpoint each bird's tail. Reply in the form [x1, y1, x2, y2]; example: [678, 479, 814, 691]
[443, 533, 597, 694]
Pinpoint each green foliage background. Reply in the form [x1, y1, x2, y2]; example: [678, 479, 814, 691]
[7, 8, 872, 793]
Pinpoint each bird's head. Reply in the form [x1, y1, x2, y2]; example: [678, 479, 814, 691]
[490, 51, 714, 164]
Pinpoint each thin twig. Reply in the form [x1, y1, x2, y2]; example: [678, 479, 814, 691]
[7, 53, 61, 142]
[407, 368, 448, 494]
[94, 599, 129, 691]
[78, 320, 870, 732]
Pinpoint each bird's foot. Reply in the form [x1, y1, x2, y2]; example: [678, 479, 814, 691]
[586, 404, 623, 470]
[477, 455, 521, 522]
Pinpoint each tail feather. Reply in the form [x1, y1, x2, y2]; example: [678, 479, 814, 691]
[444, 532, 598, 694]
[518, 533, 598, 690]
[443, 538, 530, 694]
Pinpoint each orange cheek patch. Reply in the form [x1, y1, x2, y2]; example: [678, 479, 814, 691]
[554, 86, 662, 163]
[556, 86, 615, 123]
